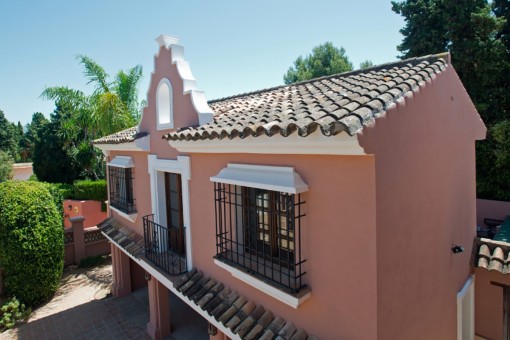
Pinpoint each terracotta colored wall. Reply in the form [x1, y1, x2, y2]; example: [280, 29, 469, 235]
[476, 199, 510, 227]
[189, 153, 377, 340]
[64, 200, 106, 229]
[359, 66, 485, 339]
[64, 244, 75, 266]
[85, 239, 111, 258]
[12, 164, 33, 181]
[475, 269, 510, 340]
[130, 259, 148, 290]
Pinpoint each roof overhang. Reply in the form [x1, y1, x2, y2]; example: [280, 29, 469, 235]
[167, 130, 366, 155]
[93, 134, 150, 153]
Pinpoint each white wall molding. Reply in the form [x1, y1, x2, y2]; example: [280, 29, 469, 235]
[108, 156, 135, 168]
[214, 259, 311, 309]
[110, 206, 138, 223]
[211, 163, 308, 194]
[147, 155, 192, 270]
[168, 130, 366, 155]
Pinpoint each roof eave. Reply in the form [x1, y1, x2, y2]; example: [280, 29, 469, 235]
[167, 130, 366, 156]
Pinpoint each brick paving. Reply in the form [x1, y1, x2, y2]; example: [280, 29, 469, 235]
[1, 259, 208, 340]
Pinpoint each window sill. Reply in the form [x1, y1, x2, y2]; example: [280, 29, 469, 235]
[110, 206, 138, 223]
[214, 258, 311, 309]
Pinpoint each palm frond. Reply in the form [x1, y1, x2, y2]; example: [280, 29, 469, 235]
[77, 55, 111, 94]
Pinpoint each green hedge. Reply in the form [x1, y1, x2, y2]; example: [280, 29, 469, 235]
[73, 180, 107, 211]
[0, 181, 64, 306]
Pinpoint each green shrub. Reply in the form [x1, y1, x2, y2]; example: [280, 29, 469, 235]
[0, 297, 31, 332]
[73, 180, 107, 211]
[0, 181, 64, 306]
[0, 151, 13, 183]
[41, 182, 74, 223]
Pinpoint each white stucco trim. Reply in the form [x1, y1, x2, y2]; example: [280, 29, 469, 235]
[211, 163, 308, 194]
[147, 155, 192, 270]
[457, 275, 475, 340]
[103, 236, 240, 340]
[94, 135, 150, 152]
[110, 206, 138, 223]
[108, 156, 135, 168]
[214, 259, 311, 309]
[168, 129, 366, 155]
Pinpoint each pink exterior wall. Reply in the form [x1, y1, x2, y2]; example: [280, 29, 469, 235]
[475, 269, 510, 340]
[64, 200, 107, 229]
[476, 199, 510, 227]
[189, 153, 377, 340]
[358, 66, 485, 339]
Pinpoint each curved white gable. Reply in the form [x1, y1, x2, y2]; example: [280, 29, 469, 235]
[153, 35, 214, 126]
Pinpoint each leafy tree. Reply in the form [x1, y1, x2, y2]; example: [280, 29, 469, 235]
[0, 110, 19, 160]
[40, 56, 143, 180]
[284, 42, 353, 84]
[33, 106, 81, 184]
[0, 151, 13, 182]
[19, 112, 48, 162]
[392, 0, 510, 200]
[0, 181, 64, 306]
[360, 60, 374, 69]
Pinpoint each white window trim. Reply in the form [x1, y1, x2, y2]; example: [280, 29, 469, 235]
[214, 259, 311, 309]
[110, 205, 138, 223]
[147, 155, 192, 270]
[107, 155, 134, 168]
[107, 156, 136, 220]
[210, 163, 309, 194]
[156, 78, 174, 130]
[457, 275, 475, 340]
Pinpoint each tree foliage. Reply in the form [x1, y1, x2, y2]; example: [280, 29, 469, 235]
[0, 181, 64, 306]
[39, 56, 144, 182]
[0, 110, 21, 161]
[392, 0, 510, 200]
[0, 151, 13, 182]
[359, 60, 375, 69]
[284, 42, 353, 84]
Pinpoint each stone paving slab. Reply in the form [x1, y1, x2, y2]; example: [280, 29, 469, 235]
[2, 260, 150, 340]
[1, 258, 209, 340]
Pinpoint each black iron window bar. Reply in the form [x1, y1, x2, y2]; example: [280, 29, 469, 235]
[108, 166, 136, 214]
[214, 183, 307, 294]
[143, 214, 187, 276]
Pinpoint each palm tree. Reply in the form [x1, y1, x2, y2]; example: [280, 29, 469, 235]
[40, 56, 143, 180]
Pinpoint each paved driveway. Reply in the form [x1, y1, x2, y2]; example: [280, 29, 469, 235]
[2, 259, 208, 340]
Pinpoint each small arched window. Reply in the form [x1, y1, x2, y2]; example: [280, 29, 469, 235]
[157, 78, 173, 130]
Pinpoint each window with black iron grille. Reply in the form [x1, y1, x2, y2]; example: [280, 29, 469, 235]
[108, 166, 136, 214]
[214, 183, 306, 293]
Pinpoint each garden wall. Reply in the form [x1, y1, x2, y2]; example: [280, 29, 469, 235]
[64, 218, 110, 266]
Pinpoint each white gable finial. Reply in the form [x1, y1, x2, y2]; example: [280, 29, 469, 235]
[156, 34, 180, 49]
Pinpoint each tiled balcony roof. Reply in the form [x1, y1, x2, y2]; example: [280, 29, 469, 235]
[93, 126, 148, 145]
[475, 238, 510, 274]
[99, 218, 317, 339]
[164, 54, 448, 142]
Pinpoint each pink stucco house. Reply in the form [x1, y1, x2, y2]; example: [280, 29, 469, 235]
[93, 35, 486, 339]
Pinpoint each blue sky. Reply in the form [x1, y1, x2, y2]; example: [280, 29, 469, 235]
[0, 1, 405, 125]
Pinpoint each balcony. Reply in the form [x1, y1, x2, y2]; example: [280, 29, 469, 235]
[142, 214, 187, 276]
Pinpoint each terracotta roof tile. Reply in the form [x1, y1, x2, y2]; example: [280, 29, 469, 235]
[101, 219, 317, 338]
[474, 238, 510, 274]
[164, 54, 447, 142]
[93, 126, 148, 145]
[175, 269, 318, 339]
